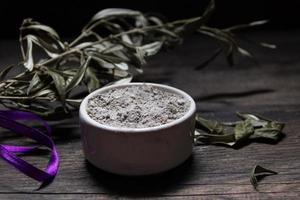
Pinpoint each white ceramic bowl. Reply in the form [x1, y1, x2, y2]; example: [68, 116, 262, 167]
[79, 82, 196, 175]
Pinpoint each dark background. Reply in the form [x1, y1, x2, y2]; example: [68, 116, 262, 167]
[0, 0, 299, 38]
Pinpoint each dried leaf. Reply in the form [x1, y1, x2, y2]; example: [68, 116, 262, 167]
[85, 67, 101, 92]
[225, 20, 269, 31]
[137, 41, 163, 57]
[250, 165, 277, 190]
[24, 38, 34, 71]
[260, 42, 276, 49]
[25, 35, 62, 58]
[66, 57, 91, 93]
[234, 120, 254, 141]
[21, 23, 61, 40]
[27, 73, 41, 95]
[195, 113, 284, 147]
[200, 0, 215, 24]
[84, 8, 146, 31]
[195, 130, 236, 146]
[47, 68, 66, 103]
[0, 2, 271, 117]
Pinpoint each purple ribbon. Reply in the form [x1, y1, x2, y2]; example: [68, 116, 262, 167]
[0, 110, 59, 189]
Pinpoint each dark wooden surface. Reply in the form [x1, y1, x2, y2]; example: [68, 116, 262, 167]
[0, 30, 300, 199]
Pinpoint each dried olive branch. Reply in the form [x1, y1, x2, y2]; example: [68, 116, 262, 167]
[0, 0, 274, 118]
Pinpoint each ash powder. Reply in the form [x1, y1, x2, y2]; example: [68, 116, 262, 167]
[87, 84, 190, 128]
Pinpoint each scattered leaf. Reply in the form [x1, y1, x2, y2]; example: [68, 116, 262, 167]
[250, 165, 278, 190]
[195, 113, 284, 147]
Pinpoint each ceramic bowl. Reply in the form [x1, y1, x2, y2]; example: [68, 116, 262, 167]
[79, 82, 196, 175]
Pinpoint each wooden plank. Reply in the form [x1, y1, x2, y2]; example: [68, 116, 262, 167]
[0, 192, 299, 200]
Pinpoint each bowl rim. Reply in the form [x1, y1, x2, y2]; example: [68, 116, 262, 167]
[79, 82, 196, 133]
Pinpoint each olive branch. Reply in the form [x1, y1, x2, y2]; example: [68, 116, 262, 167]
[0, 0, 273, 118]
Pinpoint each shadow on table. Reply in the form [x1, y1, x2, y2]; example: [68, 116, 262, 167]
[85, 155, 195, 197]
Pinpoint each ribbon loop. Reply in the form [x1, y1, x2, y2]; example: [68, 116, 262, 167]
[0, 110, 59, 189]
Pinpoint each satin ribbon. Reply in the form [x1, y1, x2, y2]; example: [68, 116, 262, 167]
[0, 110, 59, 189]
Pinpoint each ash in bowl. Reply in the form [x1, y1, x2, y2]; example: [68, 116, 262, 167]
[87, 84, 190, 128]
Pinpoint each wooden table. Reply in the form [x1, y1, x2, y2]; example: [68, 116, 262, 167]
[0, 30, 299, 199]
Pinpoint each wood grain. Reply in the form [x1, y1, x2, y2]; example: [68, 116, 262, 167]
[0, 30, 299, 199]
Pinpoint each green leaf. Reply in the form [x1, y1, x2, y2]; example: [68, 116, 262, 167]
[66, 56, 91, 93]
[237, 47, 253, 58]
[85, 67, 101, 92]
[135, 47, 147, 65]
[250, 165, 277, 190]
[225, 20, 269, 32]
[194, 130, 236, 146]
[21, 23, 61, 40]
[234, 120, 254, 141]
[91, 56, 115, 69]
[66, 98, 82, 107]
[84, 8, 147, 31]
[0, 4, 273, 118]
[260, 42, 276, 49]
[21, 19, 65, 54]
[201, 0, 215, 24]
[33, 89, 55, 98]
[91, 8, 143, 22]
[25, 35, 62, 58]
[195, 114, 226, 134]
[47, 68, 66, 103]
[194, 113, 284, 147]
[23, 38, 34, 71]
[27, 72, 41, 95]
[136, 41, 163, 57]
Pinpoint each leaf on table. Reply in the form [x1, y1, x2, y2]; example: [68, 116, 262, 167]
[195, 114, 227, 134]
[250, 165, 278, 190]
[234, 120, 254, 141]
[194, 113, 284, 147]
[194, 130, 236, 146]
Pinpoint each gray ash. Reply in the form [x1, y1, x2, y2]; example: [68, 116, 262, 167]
[87, 84, 190, 128]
